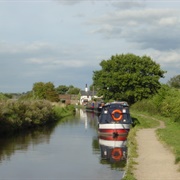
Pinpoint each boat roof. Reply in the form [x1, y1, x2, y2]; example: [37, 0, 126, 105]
[104, 101, 129, 107]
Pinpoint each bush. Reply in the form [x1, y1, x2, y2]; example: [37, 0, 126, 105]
[0, 93, 8, 101]
[53, 104, 75, 119]
[131, 85, 180, 123]
[0, 100, 76, 135]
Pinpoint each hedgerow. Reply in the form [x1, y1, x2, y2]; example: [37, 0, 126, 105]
[0, 100, 75, 135]
[131, 84, 180, 123]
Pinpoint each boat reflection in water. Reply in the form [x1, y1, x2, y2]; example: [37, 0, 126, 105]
[99, 134, 127, 168]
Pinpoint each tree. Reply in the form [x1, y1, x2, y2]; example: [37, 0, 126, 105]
[56, 85, 69, 94]
[56, 85, 80, 95]
[33, 82, 46, 99]
[45, 82, 59, 102]
[167, 74, 180, 89]
[67, 85, 80, 94]
[32, 82, 59, 102]
[93, 53, 166, 104]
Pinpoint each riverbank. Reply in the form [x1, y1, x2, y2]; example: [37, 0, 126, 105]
[0, 100, 75, 135]
[122, 111, 180, 180]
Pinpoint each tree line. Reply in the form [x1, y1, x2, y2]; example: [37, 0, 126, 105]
[18, 83, 80, 102]
[0, 84, 81, 102]
[1, 53, 180, 105]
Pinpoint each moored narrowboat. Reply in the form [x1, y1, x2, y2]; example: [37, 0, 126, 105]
[98, 101, 132, 136]
[85, 101, 104, 115]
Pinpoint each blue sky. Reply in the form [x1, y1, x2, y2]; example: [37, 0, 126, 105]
[0, 0, 180, 93]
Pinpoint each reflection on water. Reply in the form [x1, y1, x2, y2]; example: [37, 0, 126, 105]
[0, 124, 56, 164]
[0, 109, 127, 180]
[99, 135, 127, 169]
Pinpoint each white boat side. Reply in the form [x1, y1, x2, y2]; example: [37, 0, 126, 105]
[99, 139, 127, 147]
[99, 123, 131, 129]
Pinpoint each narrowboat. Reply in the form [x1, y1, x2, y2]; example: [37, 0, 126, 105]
[98, 101, 132, 136]
[85, 101, 104, 115]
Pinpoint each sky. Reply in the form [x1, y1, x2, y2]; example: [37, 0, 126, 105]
[0, 0, 180, 93]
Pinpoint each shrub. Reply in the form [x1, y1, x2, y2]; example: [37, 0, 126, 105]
[0, 100, 76, 135]
[131, 85, 180, 123]
[0, 100, 55, 134]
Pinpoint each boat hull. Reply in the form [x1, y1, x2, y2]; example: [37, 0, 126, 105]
[99, 135, 127, 147]
[98, 123, 130, 136]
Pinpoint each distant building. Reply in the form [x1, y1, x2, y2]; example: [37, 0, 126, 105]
[59, 84, 102, 105]
[59, 94, 79, 105]
[79, 84, 102, 105]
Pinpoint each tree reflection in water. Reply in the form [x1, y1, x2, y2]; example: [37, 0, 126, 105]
[0, 121, 57, 163]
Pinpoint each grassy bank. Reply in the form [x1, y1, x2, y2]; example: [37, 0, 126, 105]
[156, 116, 180, 165]
[122, 110, 180, 180]
[123, 85, 180, 179]
[0, 100, 75, 135]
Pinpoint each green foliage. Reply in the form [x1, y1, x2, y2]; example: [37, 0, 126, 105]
[32, 82, 59, 102]
[122, 126, 137, 180]
[0, 100, 75, 135]
[19, 91, 34, 100]
[0, 93, 9, 101]
[67, 86, 80, 94]
[56, 85, 69, 94]
[0, 100, 54, 133]
[0, 93, 16, 100]
[156, 120, 180, 164]
[131, 111, 159, 128]
[167, 74, 180, 89]
[131, 85, 180, 123]
[3, 93, 13, 99]
[53, 104, 75, 119]
[93, 53, 166, 104]
[125, 86, 180, 178]
[56, 85, 80, 95]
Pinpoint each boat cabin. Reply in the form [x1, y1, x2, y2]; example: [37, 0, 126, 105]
[99, 101, 132, 124]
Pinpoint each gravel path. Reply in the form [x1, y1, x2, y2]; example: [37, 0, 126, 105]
[134, 120, 180, 180]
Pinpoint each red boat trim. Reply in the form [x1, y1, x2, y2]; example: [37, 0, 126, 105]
[98, 129, 129, 136]
[99, 135, 127, 141]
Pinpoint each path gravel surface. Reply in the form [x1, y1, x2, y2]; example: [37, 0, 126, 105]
[134, 121, 180, 180]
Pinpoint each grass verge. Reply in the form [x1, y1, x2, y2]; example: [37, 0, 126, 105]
[156, 117, 180, 167]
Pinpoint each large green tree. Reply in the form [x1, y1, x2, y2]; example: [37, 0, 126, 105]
[32, 82, 59, 102]
[167, 74, 180, 89]
[93, 53, 166, 104]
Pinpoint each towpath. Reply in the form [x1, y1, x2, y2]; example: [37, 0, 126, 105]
[134, 120, 180, 180]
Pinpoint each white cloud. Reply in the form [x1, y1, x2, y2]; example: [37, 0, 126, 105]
[25, 58, 48, 65]
[53, 0, 85, 5]
[88, 8, 180, 51]
[151, 50, 180, 65]
[111, 1, 146, 9]
[158, 17, 179, 26]
[144, 49, 180, 82]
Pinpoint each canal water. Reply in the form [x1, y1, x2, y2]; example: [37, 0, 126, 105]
[0, 109, 127, 180]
